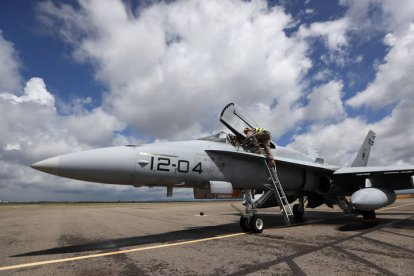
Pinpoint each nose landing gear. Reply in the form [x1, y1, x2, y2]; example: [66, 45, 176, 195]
[240, 215, 264, 233]
[239, 189, 264, 233]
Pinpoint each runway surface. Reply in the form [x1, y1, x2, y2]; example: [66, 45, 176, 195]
[0, 199, 413, 275]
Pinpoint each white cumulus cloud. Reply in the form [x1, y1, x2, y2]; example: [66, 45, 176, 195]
[0, 31, 139, 201]
[291, 1, 414, 167]
[0, 77, 55, 107]
[298, 18, 349, 51]
[37, 0, 314, 140]
[302, 80, 345, 122]
[0, 31, 21, 92]
[347, 23, 414, 109]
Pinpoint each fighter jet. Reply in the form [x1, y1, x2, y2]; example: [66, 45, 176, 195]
[31, 103, 414, 233]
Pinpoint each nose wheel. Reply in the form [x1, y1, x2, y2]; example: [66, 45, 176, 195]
[250, 215, 264, 233]
[239, 215, 264, 233]
[239, 216, 251, 232]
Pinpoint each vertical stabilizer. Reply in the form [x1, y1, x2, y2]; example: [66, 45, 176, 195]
[351, 130, 375, 167]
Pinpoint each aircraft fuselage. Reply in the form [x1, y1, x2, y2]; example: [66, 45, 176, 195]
[32, 139, 332, 195]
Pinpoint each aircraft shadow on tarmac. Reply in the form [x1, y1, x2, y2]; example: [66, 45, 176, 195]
[12, 223, 241, 257]
[12, 211, 411, 257]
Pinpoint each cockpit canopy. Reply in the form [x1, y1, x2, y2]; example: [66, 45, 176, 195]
[197, 131, 230, 143]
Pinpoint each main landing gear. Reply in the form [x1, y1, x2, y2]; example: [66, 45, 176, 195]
[239, 189, 264, 233]
[336, 196, 377, 224]
[292, 196, 305, 221]
[362, 210, 377, 224]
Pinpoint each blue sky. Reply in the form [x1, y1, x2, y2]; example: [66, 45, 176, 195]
[0, 0, 387, 125]
[0, 0, 103, 107]
[0, 0, 413, 201]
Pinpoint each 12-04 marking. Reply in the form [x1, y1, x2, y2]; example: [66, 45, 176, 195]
[149, 157, 202, 174]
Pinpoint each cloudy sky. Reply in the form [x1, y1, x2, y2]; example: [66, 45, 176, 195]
[0, 0, 413, 201]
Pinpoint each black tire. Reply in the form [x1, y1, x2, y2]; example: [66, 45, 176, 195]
[239, 216, 251, 232]
[362, 211, 377, 224]
[293, 204, 304, 220]
[250, 216, 264, 233]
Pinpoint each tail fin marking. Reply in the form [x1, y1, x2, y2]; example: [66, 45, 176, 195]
[351, 130, 376, 167]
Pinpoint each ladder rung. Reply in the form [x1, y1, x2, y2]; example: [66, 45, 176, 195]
[263, 160, 293, 224]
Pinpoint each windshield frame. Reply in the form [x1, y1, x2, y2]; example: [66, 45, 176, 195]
[197, 131, 230, 143]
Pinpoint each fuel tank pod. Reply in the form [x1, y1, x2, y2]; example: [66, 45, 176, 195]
[351, 188, 396, 211]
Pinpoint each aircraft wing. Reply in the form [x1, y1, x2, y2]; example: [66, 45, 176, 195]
[334, 165, 414, 175]
[333, 165, 414, 191]
[277, 156, 337, 171]
[205, 149, 338, 171]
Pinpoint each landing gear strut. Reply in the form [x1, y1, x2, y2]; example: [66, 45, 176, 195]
[240, 189, 264, 233]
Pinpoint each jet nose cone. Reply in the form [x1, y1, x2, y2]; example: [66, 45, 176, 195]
[31, 156, 60, 176]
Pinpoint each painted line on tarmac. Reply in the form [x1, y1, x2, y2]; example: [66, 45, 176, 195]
[380, 202, 414, 211]
[0, 232, 246, 271]
[1, 201, 413, 271]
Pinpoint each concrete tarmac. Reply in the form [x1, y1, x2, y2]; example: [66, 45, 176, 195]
[0, 199, 413, 275]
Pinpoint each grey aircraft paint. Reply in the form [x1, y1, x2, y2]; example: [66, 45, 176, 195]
[31, 103, 414, 231]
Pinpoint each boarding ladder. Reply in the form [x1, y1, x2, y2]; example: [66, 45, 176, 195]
[263, 161, 294, 225]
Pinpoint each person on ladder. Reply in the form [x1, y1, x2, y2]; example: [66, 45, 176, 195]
[243, 127, 276, 168]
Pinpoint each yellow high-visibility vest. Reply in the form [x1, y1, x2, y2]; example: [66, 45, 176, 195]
[254, 128, 266, 134]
